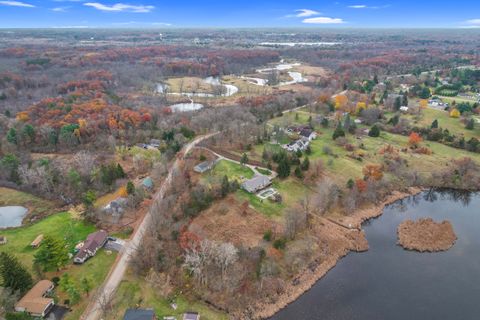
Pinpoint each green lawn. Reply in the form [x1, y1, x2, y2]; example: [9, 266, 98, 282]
[403, 108, 480, 139]
[109, 272, 227, 320]
[0, 212, 96, 270]
[206, 160, 254, 182]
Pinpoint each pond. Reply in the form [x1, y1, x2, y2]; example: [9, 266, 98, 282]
[169, 102, 204, 113]
[0, 206, 28, 228]
[271, 189, 480, 320]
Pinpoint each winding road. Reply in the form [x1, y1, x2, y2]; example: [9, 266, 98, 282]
[81, 133, 218, 320]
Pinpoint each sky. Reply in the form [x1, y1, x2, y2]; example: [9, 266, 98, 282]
[0, 0, 480, 28]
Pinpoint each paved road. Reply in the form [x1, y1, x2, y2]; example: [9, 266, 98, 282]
[81, 133, 217, 320]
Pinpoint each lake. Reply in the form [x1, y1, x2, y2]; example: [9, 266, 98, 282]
[271, 189, 480, 320]
[0, 206, 28, 228]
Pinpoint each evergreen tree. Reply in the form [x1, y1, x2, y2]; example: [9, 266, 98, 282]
[34, 236, 70, 271]
[368, 125, 381, 137]
[126, 181, 135, 195]
[0, 252, 33, 295]
[6, 128, 17, 145]
[301, 157, 310, 171]
[277, 158, 291, 179]
[115, 163, 126, 178]
[240, 153, 248, 166]
[294, 166, 303, 179]
[394, 97, 402, 111]
[83, 190, 96, 208]
[305, 145, 312, 155]
[332, 123, 345, 140]
[22, 124, 35, 143]
[347, 178, 355, 189]
[221, 175, 230, 198]
[402, 93, 408, 107]
[431, 119, 439, 129]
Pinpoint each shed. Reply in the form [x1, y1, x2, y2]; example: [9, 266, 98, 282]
[31, 234, 44, 248]
[123, 308, 156, 320]
[142, 177, 154, 189]
[183, 312, 200, 320]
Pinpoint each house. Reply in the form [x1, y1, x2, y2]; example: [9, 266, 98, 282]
[15, 280, 54, 317]
[142, 177, 154, 190]
[31, 234, 43, 248]
[241, 175, 271, 193]
[123, 308, 156, 320]
[103, 198, 127, 215]
[299, 128, 317, 141]
[0, 235, 6, 245]
[193, 160, 216, 173]
[282, 138, 309, 152]
[74, 230, 108, 264]
[149, 139, 161, 148]
[183, 312, 200, 320]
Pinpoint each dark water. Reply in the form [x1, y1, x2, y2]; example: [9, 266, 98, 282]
[271, 190, 480, 320]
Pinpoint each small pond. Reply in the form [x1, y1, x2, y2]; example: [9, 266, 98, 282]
[169, 102, 204, 113]
[271, 189, 480, 320]
[0, 206, 28, 228]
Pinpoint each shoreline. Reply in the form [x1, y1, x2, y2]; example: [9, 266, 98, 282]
[248, 187, 423, 320]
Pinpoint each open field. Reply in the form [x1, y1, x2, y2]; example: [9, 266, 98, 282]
[108, 271, 228, 320]
[407, 108, 480, 139]
[0, 187, 58, 222]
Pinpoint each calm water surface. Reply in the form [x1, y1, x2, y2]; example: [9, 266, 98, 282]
[271, 190, 480, 320]
[0, 206, 28, 228]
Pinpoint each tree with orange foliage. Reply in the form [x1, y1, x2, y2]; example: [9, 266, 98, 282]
[317, 94, 331, 104]
[408, 132, 422, 147]
[356, 179, 368, 192]
[16, 111, 29, 122]
[118, 186, 128, 198]
[335, 94, 348, 110]
[419, 99, 428, 109]
[363, 164, 384, 181]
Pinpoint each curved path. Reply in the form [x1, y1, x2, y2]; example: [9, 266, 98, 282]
[81, 133, 218, 320]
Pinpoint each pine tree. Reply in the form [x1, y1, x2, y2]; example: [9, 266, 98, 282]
[301, 157, 310, 171]
[34, 236, 70, 271]
[221, 175, 230, 197]
[0, 252, 33, 295]
[126, 181, 135, 195]
[240, 153, 248, 166]
[277, 158, 291, 179]
[466, 118, 475, 130]
[294, 166, 303, 179]
[6, 128, 17, 145]
[332, 123, 345, 140]
[368, 125, 380, 137]
[115, 163, 126, 178]
[431, 119, 439, 129]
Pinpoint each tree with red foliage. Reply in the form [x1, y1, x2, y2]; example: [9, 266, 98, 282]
[408, 132, 422, 148]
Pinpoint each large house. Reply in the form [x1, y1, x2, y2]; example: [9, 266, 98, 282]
[15, 280, 54, 317]
[283, 138, 309, 152]
[74, 230, 108, 264]
[241, 175, 271, 193]
[123, 308, 156, 320]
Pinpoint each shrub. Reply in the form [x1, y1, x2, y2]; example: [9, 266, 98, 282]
[263, 230, 272, 242]
[368, 125, 380, 137]
[273, 238, 287, 250]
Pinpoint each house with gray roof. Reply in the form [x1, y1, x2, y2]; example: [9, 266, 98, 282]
[241, 175, 271, 193]
[194, 160, 217, 173]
